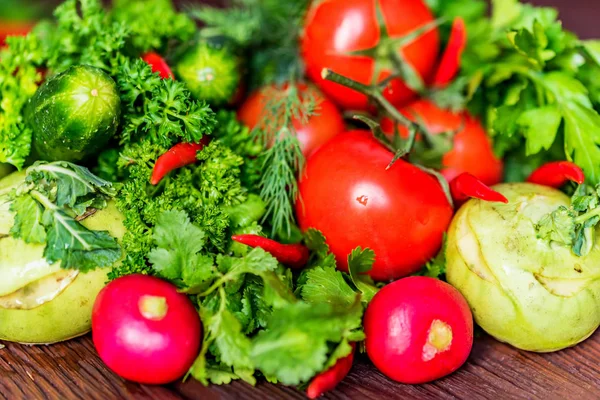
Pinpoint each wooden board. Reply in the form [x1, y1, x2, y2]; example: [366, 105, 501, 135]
[1, 330, 598, 399]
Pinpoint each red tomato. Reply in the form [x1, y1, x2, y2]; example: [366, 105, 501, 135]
[92, 275, 202, 385]
[238, 84, 345, 157]
[296, 130, 453, 281]
[381, 99, 503, 185]
[364, 276, 473, 384]
[301, 0, 439, 111]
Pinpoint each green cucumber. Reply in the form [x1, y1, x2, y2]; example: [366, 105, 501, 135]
[26, 65, 121, 162]
[174, 37, 242, 105]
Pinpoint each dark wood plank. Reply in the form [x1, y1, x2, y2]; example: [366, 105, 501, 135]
[1, 329, 598, 399]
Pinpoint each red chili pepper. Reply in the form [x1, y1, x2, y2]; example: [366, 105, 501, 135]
[306, 343, 356, 399]
[150, 138, 210, 185]
[431, 18, 467, 88]
[142, 52, 174, 79]
[450, 173, 508, 206]
[526, 161, 585, 188]
[231, 234, 310, 269]
[0, 20, 33, 47]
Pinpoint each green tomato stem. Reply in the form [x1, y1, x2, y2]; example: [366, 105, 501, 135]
[320, 68, 421, 158]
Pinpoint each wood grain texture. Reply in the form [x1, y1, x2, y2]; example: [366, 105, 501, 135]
[1, 330, 598, 400]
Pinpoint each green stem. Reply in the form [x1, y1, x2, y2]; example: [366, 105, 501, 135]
[321, 68, 421, 157]
[197, 272, 234, 298]
[30, 190, 58, 211]
[575, 207, 600, 224]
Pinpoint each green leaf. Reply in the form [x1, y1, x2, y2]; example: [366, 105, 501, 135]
[226, 194, 266, 228]
[416, 235, 447, 279]
[304, 228, 330, 259]
[517, 106, 562, 155]
[347, 247, 379, 303]
[301, 267, 357, 307]
[148, 210, 214, 288]
[205, 308, 254, 371]
[27, 162, 116, 209]
[250, 297, 363, 385]
[9, 195, 46, 244]
[491, 0, 522, 29]
[536, 206, 575, 247]
[43, 208, 122, 271]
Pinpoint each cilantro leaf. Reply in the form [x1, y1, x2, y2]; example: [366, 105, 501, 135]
[250, 297, 363, 385]
[202, 306, 255, 373]
[304, 228, 330, 259]
[347, 247, 379, 303]
[301, 266, 357, 308]
[415, 235, 448, 279]
[148, 210, 215, 290]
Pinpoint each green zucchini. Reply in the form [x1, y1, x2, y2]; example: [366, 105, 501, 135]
[26, 65, 121, 162]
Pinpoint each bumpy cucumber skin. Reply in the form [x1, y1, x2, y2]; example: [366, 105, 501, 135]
[174, 38, 241, 105]
[27, 65, 121, 162]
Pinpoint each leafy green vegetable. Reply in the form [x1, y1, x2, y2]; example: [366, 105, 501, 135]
[115, 58, 217, 147]
[148, 210, 214, 291]
[536, 185, 600, 256]
[433, 0, 600, 183]
[415, 234, 447, 279]
[111, 0, 195, 53]
[347, 247, 378, 303]
[0, 34, 44, 168]
[43, 0, 129, 75]
[6, 162, 121, 271]
[250, 297, 363, 385]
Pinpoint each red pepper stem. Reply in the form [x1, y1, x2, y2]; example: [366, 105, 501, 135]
[526, 161, 585, 188]
[450, 173, 508, 206]
[306, 343, 356, 399]
[431, 18, 467, 88]
[231, 234, 309, 269]
[150, 139, 209, 185]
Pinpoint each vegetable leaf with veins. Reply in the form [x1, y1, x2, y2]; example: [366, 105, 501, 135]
[536, 184, 600, 256]
[7, 161, 121, 271]
[148, 210, 215, 290]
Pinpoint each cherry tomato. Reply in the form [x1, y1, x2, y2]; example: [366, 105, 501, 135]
[301, 0, 439, 111]
[296, 130, 453, 281]
[238, 84, 345, 157]
[381, 99, 503, 185]
[365, 276, 473, 384]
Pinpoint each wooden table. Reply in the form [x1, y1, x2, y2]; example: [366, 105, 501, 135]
[1, 329, 598, 399]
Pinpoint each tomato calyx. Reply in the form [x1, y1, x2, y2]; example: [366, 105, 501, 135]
[322, 68, 455, 206]
[342, 10, 444, 95]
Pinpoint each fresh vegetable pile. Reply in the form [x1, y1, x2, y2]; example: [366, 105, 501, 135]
[0, 0, 599, 396]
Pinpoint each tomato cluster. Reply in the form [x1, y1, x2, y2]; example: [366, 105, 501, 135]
[232, 0, 490, 387]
